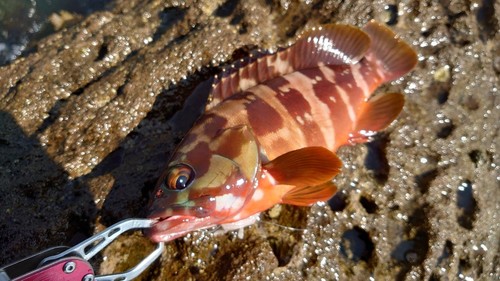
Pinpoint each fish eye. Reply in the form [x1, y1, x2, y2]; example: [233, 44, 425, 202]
[165, 164, 195, 191]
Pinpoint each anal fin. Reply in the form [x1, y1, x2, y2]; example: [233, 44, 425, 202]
[350, 92, 405, 144]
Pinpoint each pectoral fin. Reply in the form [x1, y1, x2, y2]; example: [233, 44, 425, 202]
[282, 181, 338, 206]
[264, 146, 341, 187]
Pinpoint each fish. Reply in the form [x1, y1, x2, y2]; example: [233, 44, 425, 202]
[146, 20, 417, 242]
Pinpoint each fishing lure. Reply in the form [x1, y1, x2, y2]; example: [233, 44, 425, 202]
[147, 20, 417, 242]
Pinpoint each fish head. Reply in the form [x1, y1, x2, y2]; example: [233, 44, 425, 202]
[147, 125, 260, 242]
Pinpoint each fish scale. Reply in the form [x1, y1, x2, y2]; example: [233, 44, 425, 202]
[146, 20, 417, 243]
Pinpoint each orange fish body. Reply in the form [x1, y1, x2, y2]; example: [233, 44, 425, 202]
[147, 21, 417, 242]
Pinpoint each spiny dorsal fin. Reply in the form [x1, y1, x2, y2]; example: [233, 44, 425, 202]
[263, 146, 342, 188]
[206, 24, 371, 110]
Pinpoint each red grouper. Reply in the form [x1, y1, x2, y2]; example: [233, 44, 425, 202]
[147, 20, 417, 242]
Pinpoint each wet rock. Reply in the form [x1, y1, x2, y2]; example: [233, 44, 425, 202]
[0, 0, 498, 280]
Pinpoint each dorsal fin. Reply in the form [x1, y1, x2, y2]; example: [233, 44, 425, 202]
[206, 24, 371, 110]
[362, 20, 418, 82]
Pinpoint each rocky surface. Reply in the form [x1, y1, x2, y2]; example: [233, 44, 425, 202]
[0, 0, 498, 280]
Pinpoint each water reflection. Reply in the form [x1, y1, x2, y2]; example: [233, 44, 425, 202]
[0, 0, 111, 65]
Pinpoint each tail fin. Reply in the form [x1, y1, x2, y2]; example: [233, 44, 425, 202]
[363, 20, 418, 82]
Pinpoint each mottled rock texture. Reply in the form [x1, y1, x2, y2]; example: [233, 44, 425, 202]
[0, 0, 498, 280]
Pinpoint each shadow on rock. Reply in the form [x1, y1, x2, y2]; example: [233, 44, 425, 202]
[93, 71, 213, 226]
[0, 111, 97, 265]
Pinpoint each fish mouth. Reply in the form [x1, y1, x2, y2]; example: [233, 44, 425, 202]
[146, 215, 212, 243]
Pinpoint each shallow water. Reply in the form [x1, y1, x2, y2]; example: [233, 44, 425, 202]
[0, 0, 111, 65]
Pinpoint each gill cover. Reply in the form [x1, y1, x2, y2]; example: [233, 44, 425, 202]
[149, 125, 260, 223]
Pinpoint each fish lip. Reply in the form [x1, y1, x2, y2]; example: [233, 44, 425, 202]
[149, 214, 197, 225]
[155, 215, 193, 223]
[145, 214, 200, 242]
